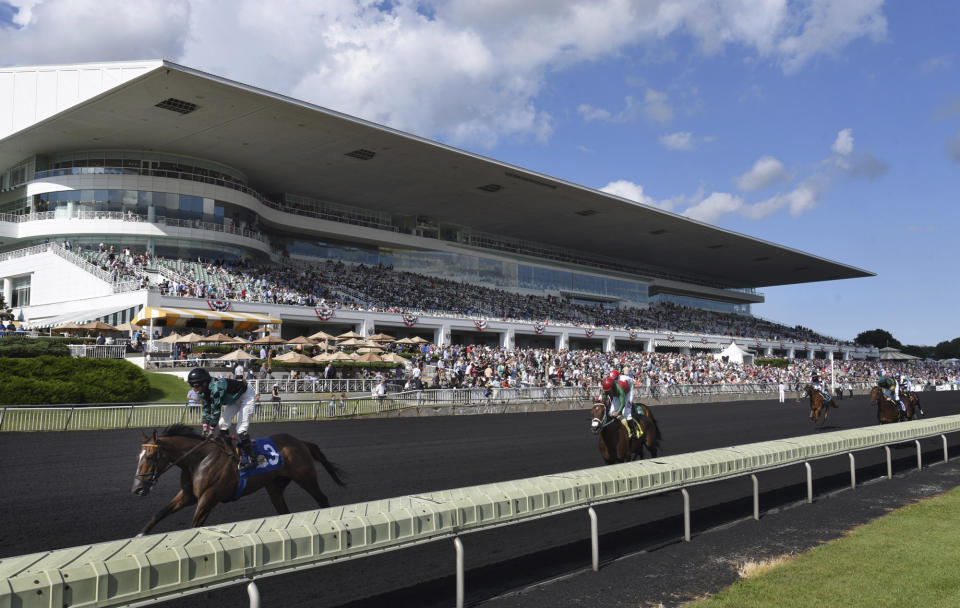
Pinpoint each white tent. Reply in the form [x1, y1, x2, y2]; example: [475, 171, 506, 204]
[714, 341, 755, 365]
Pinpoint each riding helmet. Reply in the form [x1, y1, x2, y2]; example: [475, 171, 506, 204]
[601, 376, 615, 392]
[187, 367, 211, 386]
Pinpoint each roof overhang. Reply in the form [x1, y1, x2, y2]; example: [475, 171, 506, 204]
[0, 60, 873, 289]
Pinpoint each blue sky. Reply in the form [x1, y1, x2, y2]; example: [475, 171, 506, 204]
[1, 1, 958, 345]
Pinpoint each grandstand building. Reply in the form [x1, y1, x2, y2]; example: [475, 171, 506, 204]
[0, 60, 877, 359]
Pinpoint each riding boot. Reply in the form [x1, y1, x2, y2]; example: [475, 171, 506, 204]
[217, 428, 232, 447]
[237, 433, 257, 472]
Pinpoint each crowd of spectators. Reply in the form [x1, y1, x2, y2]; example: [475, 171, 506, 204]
[85, 244, 849, 345]
[400, 344, 960, 392]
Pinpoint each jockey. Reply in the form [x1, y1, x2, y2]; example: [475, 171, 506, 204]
[899, 374, 912, 395]
[187, 367, 259, 472]
[877, 373, 905, 415]
[811, 372, 831, 401]
[601, 374, 641, 440]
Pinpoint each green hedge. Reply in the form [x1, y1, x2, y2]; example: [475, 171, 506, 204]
[755, 357, 789, 369]
[0, 357, 151, 405]
[0, 336, 71, 358]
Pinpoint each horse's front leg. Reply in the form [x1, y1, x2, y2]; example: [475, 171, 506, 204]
[139, 489, 197, 536]
[191, 490, 223, 528]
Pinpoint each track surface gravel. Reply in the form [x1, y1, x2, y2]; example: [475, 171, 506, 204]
[1, 391, 958, 607]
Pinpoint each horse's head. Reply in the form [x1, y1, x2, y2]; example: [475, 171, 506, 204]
[590, 401, 606, 434]
[132, 430, 165, 496]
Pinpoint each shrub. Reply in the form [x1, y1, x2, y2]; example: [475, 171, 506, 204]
[755, 357, 789, 369]
[0, 336, 71, 358]
[0, 357, 151, 404]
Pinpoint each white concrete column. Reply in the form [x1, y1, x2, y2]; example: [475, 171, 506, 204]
[66, 201, 75, 218]
[501, 328, 514, 349]
[605, 334, 617, 353]
[765, 347, 774, 356]
[843, 350, 851, 361]
[787, 348, 796, 359]
[360, 318, 374, 337]
[807, 349, 816, 360]
[436, 324, 451, 347]
[558, 332, 569, 350]
[147, 204, 156, 222]
[2, 278, 11, 306]
[645, 339, 655, 353]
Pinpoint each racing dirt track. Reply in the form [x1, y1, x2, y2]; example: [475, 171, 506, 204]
[2, 391, 959, 607]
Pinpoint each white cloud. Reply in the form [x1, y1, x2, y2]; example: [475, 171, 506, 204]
[832, 128, 854, 156]
[600, 180, 658, 207]
[577, 104, 612, 122]
[659, 131, 694, 150]
[643, 89, 673, 124]
[776, 0, 886, 74]
[681, 192, 744, 223]
[0, 1, 890, 146]
[735, 155, 788, 191]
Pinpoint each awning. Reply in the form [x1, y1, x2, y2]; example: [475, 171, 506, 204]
[655, 339, 692, 348]
[33, 305, 142, 329]
[133, 306, 281, 331]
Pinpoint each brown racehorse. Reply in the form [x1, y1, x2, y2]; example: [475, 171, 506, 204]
[869, 386, 917, 423]
[590, 400, 661, 464]
[902, 390, 924, 418]
[803, 384, 839, 425]
[132, 424, 346, 535]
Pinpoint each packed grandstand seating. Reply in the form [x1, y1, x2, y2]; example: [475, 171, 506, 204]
[83, 241, 850, 344]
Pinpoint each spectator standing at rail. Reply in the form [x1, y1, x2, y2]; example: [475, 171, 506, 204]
[270, 384, 281, 418]
[778, 380, 785, 404]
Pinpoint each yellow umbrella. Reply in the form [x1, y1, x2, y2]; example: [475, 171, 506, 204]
[204, 332, 236, 343]
[51, 322, 83, 334]
[336, 331, 363, 340]
[339, 338, 365, 347]
[308, 330, 337, 341]
[312, 352, 333, 362]
[178, 332, 206, 343]
[80, 320, 119, 332]
[156, 332, 183, 343]
[367, 333, 396, 342]
[328, 351, 356, 361]
[357, 346, 384, 354]
[409, 336, 429, 344]
[380, 353, 408, 364]
[394, 337, 415, 345]
[354, 352, 383, 363]
[253, 335, 288, 345]
[286, 335, 316, 345]
[218, 350, 257, 361]
[278, 352, 317, 364]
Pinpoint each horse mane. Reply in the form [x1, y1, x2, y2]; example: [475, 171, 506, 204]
[159, 423, 204, 440]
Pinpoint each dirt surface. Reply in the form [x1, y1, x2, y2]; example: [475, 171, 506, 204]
[1, 391, 958, 607]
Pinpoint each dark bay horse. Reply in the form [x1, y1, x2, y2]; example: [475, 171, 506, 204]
[132, 424, 346, 535]
[590, 401, 661, 464]
[869, 386, 918, 423]
[803, 385, 839, 425]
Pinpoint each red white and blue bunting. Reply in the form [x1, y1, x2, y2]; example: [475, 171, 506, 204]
[314, 305, 335, 321]
[584, 328, 595, 338]
[207, 299, 231, 312]
[628, 329, 637, 341]
[700, 337, 708, 344]
[474, 319, 487, 331]
[533, 321, 547, 335]
[401, 313, 419, 327]
[668, 334, 675, 342]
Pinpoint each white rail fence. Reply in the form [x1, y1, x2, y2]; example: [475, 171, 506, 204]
[1, 416, 959, 608]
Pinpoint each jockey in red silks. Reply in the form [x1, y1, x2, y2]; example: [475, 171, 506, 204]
[601, 371, 642, 439]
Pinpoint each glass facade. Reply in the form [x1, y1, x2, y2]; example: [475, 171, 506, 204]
[287, 238, 651, 306]
[650, 292, 751, 314]
[12, 275, 30, 307]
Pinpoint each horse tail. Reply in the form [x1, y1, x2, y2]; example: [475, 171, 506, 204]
[307, 442, 347, 487]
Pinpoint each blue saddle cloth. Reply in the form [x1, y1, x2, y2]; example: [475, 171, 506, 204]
[817, 389, 832, 403]
[232, 438, 284, 500]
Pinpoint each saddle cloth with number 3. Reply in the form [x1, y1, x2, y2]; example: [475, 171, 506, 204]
[231, 438, 284, 500]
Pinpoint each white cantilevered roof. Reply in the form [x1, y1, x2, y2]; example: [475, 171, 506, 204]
[0, 60, 873, 290]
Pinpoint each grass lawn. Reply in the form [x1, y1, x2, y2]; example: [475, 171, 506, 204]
[692, 487, 960, 607]
[144, 371, 190, 403]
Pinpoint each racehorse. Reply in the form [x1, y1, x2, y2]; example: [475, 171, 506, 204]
[590, 400, 661, 464]
[803, 384, 839, 425]
[869, 386, 919, 423]
[132, 424, 346, 535]
[902, 390, 924, 418]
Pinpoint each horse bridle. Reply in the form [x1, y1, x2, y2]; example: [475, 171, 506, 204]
[137, 439, 210, 488]
[591, 406, 618, 433]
